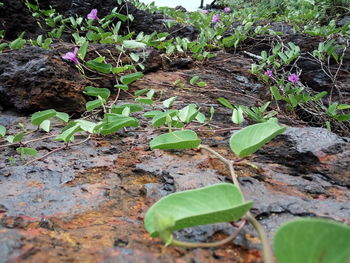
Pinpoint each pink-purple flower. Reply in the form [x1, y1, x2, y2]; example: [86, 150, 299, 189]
[265, 70, 273, 78]
[224, 7, 231, 13]
[62, 47, 79, 64]
[201, 9, 209, 14]
[212, 14, 220, 23]
[87, 9, 99, 20]
[288, 73, 300, 84]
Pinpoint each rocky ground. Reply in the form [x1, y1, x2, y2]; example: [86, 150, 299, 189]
[0, 1, 350, 262]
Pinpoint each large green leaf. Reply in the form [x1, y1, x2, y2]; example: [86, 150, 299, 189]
[31, 109, 56, 126]
[229, 118, 285, 157]
[274, 218, 350, 263]
[145, 183, 253, 237]
[150, 130, 201, 150]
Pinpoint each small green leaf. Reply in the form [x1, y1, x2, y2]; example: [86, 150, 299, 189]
[190, 76, 200, 85]
[86, 99, 103, 112]
[232, 107, 244, 124]
[7, 132, 24, 143]
[145, 183, 253, 237]
[144, 110, 163, 118]
[55, 124, 81, 142]
[121, 72, 144, 85]
[111, 104, 144, 114]
[55, 112, 69, 123]
[150, 130, 201, 150]
[39, 119, 51, 132]
[130, 52, 140, 62]
[195, 112, 206, 123]
[123, 40, 147, 49]
[16, 147, 38, 157]
[86, 59, 112, 74]
[94, 114, 139, 135]
[135, 97, 153, 105]
[229, 119, 286, 157]
[197, 81, 207, 87]
[179, 104, 198, 123]
[31, 109, 56, 126]
[152, 110, 178, 128]
[78, 40, 89, 60]
[114, 84, 129, 91]
[0, 125, 6, 137]
[218, 97, 235, 110]
[134, 89, 148, 97]
[74, 119, 96, 133]
[84, 86, 110, 100]
[270, 86, 283, 100]
[274, 218, 350, 263]
[163, 97, 177, 108]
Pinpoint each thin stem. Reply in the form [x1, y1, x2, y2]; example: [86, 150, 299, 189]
[0, 134, 57, 149]
[24, 136, 91, 166]
[246, 213, 273, 263]
[170, 220, 245, 248]
[199, 144, 240, 189]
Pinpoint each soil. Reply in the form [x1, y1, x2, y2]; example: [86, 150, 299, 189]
[0, 1, 350, 263]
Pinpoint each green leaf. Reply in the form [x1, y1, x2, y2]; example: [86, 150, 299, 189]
[270, 86, 283, 100]
[84, 86, 110, 100]
[0, 125, 6, 137]
[190, 76, 200, 85]
[31, 109, 56, 126]
[144, 110, 163, 118]
[39, 119, 51, 132]
[144, 183, 253, 237]
[86, 59, 112, 74]
[114, 84, 129, 91]
[55, 124, 81, 142]
[134, 89, 148, 97]
[197, 81, 207, 87]
[95, 114, 139, 135]
[334, 114, 350, 122]
[16, 147, 38, 157]
[150, 130, 201, 150]
[111, 104, 144, 114]
[152, 110, 178, 128]
[274, 218, 350, 263]
[232, 107, 245, 124]
[163, 96, 177, 108]
[55, 112, 69, 123]
[195, 112, 206, 123]
[74, 119, 96, 133]
[121, 72, 144, 85]
[123, 40, 147, 49]
[179, 104, 199, 123]
[86, 99, 103, 112]
[229, 119, 286, 157]
[218, 97, 235, 110]
[78, 40, 89, 60]
[135, 97, 153, 105]
[130, 52, 140, 62]
[7, 132, 24, 143]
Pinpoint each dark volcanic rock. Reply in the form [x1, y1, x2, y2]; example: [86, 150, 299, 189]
[0, 46, 89, 113]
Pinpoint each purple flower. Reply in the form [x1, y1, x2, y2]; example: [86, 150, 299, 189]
[212, 14, 220, 23]
[265, 70, 273, 78]
[87, 9, 99, 20]
[224, 7, 231, 13]
[62, 47, 79, 64]
[288, 73, 300, 84]
[201, 10, 209, 14]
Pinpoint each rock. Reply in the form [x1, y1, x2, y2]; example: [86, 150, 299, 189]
[0, 46, 89, 113]
[0, 228, 22, 263]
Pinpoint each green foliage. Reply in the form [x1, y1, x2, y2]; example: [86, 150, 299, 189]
[86, 57, 112, 74]
[150, 130, 201, 150]
[120, 72, 144, 85]
[16, 147, 38, 159]
[145, 183, 253, 237]
[0, 125, 6, 137]
[31, 109, 57, 126]
[229, 118, 286, 157]
[274, 218, 350, 263]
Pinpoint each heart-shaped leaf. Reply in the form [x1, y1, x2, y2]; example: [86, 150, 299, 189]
[274, 218, 350, 263]
[56, 112, 69, 123]
[230, 118, 285, 157]
[84, 86, 110, 100]
[39, 119, 51, 132]
[31, 109, 56, 126]
[150, 130, 201, 150]
[120, 72, 144, 85]
[178, 104, 199, 123]
[145, 183, 253, 237]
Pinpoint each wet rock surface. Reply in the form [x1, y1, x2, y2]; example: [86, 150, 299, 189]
[1, 1, 350, 263]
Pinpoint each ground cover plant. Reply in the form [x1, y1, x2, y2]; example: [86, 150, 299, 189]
[0, 0, 350, 262]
